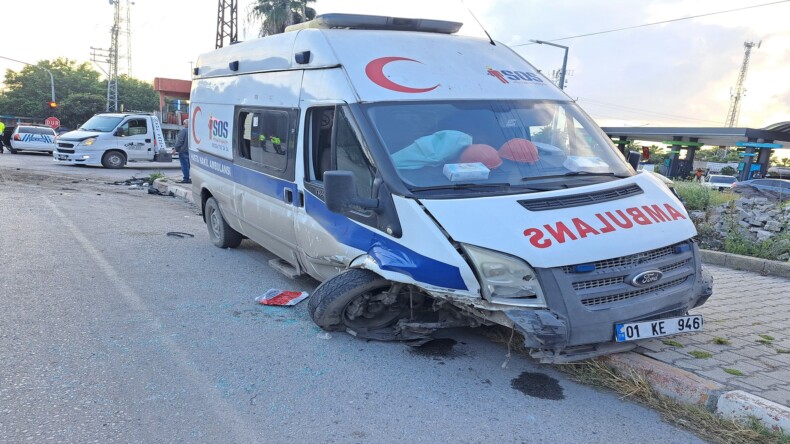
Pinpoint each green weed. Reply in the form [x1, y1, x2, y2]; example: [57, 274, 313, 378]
[689, 351, 712, 359]
[712, 337, 731, 345]
[724, 368, 745, 376]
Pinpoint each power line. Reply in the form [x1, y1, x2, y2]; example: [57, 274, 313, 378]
[577, 97, 723, 125]
[512, 0, 790, 46]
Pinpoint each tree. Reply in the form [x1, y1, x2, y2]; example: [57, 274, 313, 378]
[0, 59, 159, 128]
[249, 0, 316, 36]
[0, 58, 103, 120]
[59, 93, 106, 129]
[115, 75, 159, 113]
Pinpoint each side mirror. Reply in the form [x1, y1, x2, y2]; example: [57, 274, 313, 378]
[114, 128, 123, 137]
[324, 171, 379, 213]
[627, 151, 641, 170]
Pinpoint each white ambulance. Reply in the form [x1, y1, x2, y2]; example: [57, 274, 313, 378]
[189, 14, 712, 362]
[54, 112, 170, 168]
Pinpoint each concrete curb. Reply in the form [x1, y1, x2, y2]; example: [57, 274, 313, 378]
[599, 352, 790, 435]
[153, 179, 194, 203]
[701, 249, 790, 278]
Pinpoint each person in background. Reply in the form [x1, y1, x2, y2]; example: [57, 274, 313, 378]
[173, 118, 190, 184]
[0, 120, 5, 153]
[695, 168, 703, 182]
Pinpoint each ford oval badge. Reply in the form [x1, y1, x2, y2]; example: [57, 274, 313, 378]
[630, 270, 663, 287]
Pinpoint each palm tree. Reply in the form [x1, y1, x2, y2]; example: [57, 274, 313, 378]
[248, 0, 317, 36]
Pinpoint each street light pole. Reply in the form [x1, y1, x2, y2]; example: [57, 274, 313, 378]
[0, 55, 56, 102]
[529, 40, 569, 90]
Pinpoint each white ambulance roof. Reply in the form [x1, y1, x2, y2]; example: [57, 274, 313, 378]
[194, 14, 568, 102]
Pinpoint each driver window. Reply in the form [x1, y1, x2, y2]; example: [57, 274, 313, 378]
[335, 108, 375, 199]
[118, 118, 147, 137]
[306, 106, 375, 199]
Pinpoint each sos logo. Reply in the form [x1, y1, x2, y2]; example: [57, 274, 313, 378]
[208, 116, 229, 140]
[487, 67, 543, 84]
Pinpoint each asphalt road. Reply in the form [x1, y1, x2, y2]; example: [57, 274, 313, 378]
[0, 153, 703, 443]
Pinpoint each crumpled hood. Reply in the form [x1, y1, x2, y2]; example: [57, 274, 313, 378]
[419, 172, 696, 269]
[58, 130, 104, 142]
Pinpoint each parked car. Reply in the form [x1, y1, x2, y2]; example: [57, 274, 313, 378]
[702, 174, 737, 191]
[8, 125, 57, 154]
[731, 178, 790, 193]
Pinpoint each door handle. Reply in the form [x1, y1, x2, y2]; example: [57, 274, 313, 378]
[284, 188, 294, 204]
[145, 139, 151, 142]
[298, 190, 304, 207]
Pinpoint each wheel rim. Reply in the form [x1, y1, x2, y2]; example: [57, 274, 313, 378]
[209, 208, 222, 240]
[107, 154, 123, 167]
[342, 286, 405, 330]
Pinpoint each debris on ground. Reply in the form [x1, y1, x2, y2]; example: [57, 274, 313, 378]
[255, 289, 309, 306]
[166, 232, 194, 238]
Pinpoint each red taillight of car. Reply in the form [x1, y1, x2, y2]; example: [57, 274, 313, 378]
[13, 134, 21, 141]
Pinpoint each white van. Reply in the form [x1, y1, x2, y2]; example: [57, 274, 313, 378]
[190, 14, 712, 362]
[54, 112, 170, 168]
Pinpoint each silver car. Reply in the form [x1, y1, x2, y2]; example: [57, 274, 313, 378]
[8, 125, 57, 154]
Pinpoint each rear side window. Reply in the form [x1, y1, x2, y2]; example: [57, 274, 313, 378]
[235, 107, 297, 180]
[18, 126, 55, 135]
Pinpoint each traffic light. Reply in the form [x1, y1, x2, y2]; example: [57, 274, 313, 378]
[48, 101, 57, 109]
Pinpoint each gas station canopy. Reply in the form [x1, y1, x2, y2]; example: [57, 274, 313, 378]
[601, 123, 790, 147]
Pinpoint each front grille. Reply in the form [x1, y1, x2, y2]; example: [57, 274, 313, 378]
[58, 143, 74, 148]
[519, 184, 642, 211]
[56, 148, 75, 154]
[580, 276, 688, 307]
[563, 243, 682, 273]
[571, 259, 691, 291]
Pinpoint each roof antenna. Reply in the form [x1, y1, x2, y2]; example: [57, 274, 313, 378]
[461, 0, 495, 46]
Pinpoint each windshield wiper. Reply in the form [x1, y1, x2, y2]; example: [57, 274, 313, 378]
[564, 171, 629, 178]
[523, 172, 629, 181]
[80, 127, 105, 132]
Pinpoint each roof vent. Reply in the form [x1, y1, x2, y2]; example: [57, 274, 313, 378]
[285, 13, 462, 34]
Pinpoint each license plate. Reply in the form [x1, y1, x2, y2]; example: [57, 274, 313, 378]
[615, 315, 703, 342]
[57, 155, 67, 160]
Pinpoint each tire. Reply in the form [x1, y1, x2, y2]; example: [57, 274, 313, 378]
[8, 147, 17, 154]
[101, 151, 126, 168]
[308, 269, 406, 333]
[205, 197, 243, 248]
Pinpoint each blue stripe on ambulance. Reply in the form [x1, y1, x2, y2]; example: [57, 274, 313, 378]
[193, 151, 467, 290]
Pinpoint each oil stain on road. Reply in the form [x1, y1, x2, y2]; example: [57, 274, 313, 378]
[511, 371, 565, 400]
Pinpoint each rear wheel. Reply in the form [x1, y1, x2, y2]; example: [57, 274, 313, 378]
[101, 150, 126, 168]
[308, 269, 408, 334]
[205, 197, 243, 248]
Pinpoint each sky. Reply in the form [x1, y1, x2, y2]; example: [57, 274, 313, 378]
[2, 0, 788, 129]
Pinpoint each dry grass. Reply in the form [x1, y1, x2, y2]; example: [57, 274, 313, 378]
[477, 325, 789, 444]
[559, 360, 789, 444]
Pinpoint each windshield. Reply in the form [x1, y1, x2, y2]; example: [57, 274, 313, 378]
[79, 115, 123, 132]
[710, 176, 736, 184]
[363, 100, 632, 194]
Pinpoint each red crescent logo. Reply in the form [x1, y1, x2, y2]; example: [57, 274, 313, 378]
[191, 106, 201, 144]
[365, 57, 439, 93]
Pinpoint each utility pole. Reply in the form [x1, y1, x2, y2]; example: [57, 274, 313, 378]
[529, 40, 569, 90]
[107, 0, 121, 112]
[725, 41, 760, 127]
[91, 0, 133, 112]
[216, 0, 238, 49]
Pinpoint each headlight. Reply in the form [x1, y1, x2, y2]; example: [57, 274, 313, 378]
[81, 137, 96, 146]
[461, 244, 547, 307]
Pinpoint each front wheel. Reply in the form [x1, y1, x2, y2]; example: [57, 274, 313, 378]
[308, 269, 408, 335]
[101, 151, 126, 168]
[205, 197, 242, 248]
